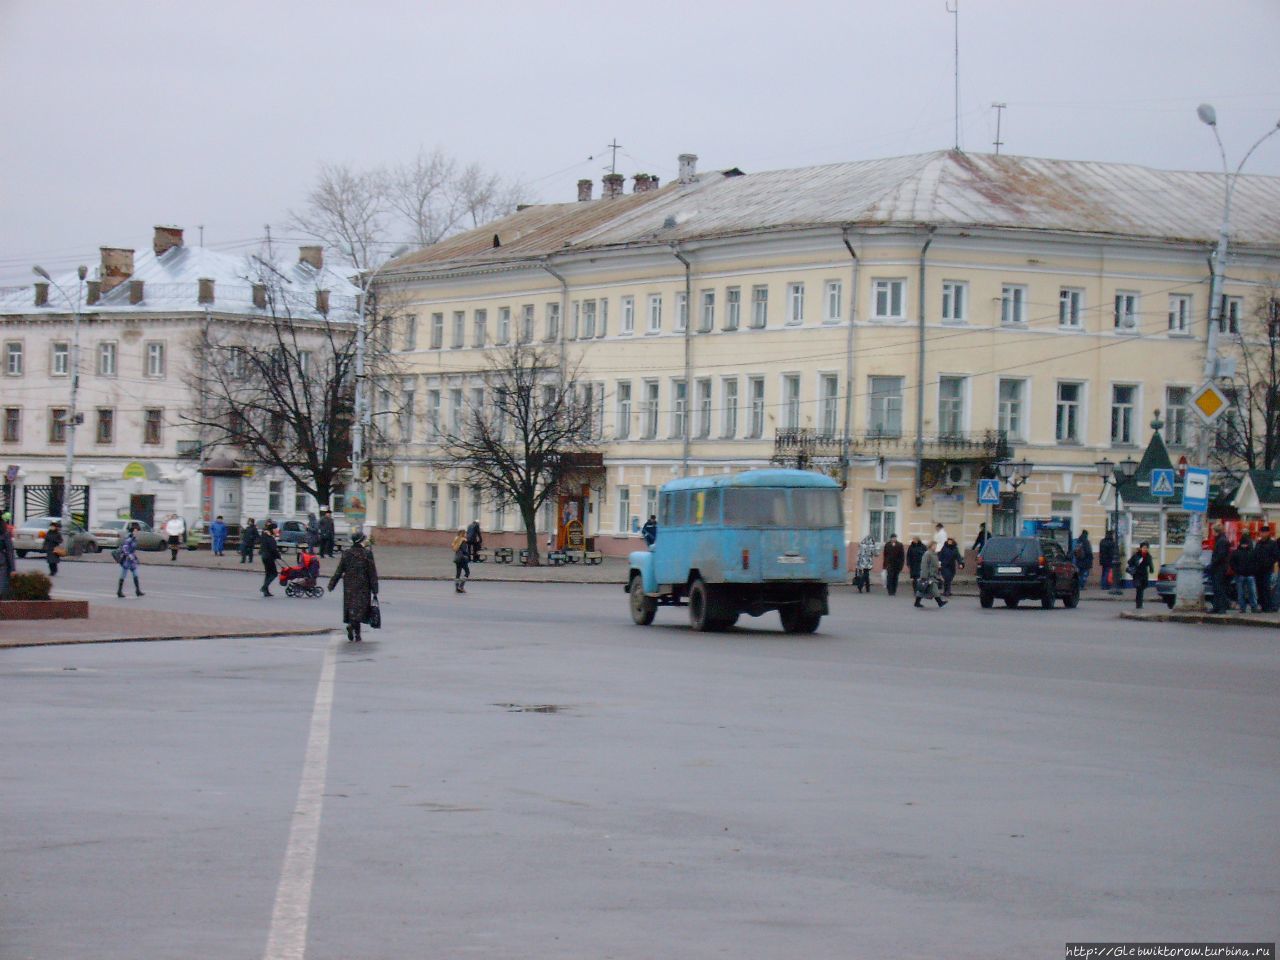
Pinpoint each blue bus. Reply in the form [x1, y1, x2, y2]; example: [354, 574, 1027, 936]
[626, 469, 846, 633]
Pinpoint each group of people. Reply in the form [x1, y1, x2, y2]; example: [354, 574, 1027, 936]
[1209, 523, 1280, 615]
[855, 523, 963, 609]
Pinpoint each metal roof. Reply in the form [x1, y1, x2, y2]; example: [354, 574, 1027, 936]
[385, 150, 1280, 275]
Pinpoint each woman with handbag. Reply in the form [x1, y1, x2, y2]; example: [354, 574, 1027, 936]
[327, 531, 379, 642]
[914, 541, 949, 609]
[1126, 541, 1155, 610]
[43, 520, 64, 577]
[451, 528, 471, 593]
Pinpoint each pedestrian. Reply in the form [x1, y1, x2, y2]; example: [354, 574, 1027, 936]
[305, 512, 320, 552]
[1126, 541, 1154, 609]
[853, 534, 877, 593]
[327, 531, 379, 643]
[466, 518, 483, 561]
[1208, 522, 1232, 614]
[906, 535, 926, 594]
[259, 520, 281, 597]
[932, 523, 948, 552]
[641, 514, 658, 548]
[1252, 527, 1278, 613]
[115, 523, 144, 598]
[938, 537, 963, 597]
[1231, 535, 1261, 614]
[914, 542, 948, 608]
[165, 514, 186, 561]
[972, 521, 989, 557]
[2, 510, 13, 537]
[451, 528, 471, 593]
[210, 515, 228, 557]
[882, 533, 905, 596]
[43, 520, 64, 577]
[318, 509, 335, 558]
[239, 518, 258, 564]
[0, 514, 16, 599]
[1098, 530, 1118, 591]
[1073, 529, 1094, 590]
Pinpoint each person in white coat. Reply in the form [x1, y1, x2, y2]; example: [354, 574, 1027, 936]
[164, 514, 187, 561]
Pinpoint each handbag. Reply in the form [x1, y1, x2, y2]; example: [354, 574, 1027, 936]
[366, 597, 382, 629]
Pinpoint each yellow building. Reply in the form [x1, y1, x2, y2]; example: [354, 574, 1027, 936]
[368, 151, 1280, 565]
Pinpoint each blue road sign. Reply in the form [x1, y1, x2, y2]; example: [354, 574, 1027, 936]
[1150, 468, 1175, 498]
[1182, 467, 1211, 512]
[977, 478, 1001, 505]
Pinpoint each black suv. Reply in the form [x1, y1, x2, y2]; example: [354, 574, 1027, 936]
[977, 536, 1080, 609]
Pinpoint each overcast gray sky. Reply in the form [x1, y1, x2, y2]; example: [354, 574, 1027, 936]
[2, 0, 1277, 286]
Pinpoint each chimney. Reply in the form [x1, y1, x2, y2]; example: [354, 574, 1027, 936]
[678, 153, 698, 185]
[298, 246, 323, 271]
[128, 279, 145, 304]
[315, 289, 330, 315]
[253, 283, 267, 309]
[34, 282, 48, 307]
[633, 173, 659, 194]
[86, 280, 102, 305]
[197, 277, 215, 304]
[602, 173, 625, 199]
[153, 225, 184, 258]
[577, 178, 593, 202]
[99, 247, 135, 293]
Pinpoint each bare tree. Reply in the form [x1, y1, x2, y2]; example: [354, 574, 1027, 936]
[435, 341, 600, 564]
[289, 162, 389, 272]
[1210, 281, 1280, 479]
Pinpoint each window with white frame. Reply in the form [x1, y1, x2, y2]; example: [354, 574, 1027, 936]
[645, 486, 658, 522]
[1113, 292, 1139, 331]
[820, 373, 839, 437]
[145, 341, 166, 377]
[545, 302, 560, 340]
[450, 387, 463, 433]
[671, 379, 688, 438]
[786, 282, 805, 325]
[1059, 288, 1084, 329]
[1165, 386, 1190, 447]
[675, 292, 688, 332]
[583, 300, 597, 339]
[750, 285, 768, 328]
[448, 484, 460, 529]
[451, 311, 465, 348]
[4, 342, 22, 376]
[696, 378, 712, 437]
[1056, 382, 1083, 443]
[98, 341, 117, 376]
[400, 381, 415, 442]
[747, 376, 765, 438]
[642, 380, 659, 438]
[722, 377, 738, 438]
[470, 387, 484, 437]
[473, 309, 487, 347]
[426, 389, 441, 440]
[938, 375, 966, 438]
[782, 374, 801, 430]
[617, 485, 631, 534]
[430, 313, 444, 349]
[268, 480, 284, 513]
[866, 491, 899, 543]
[1168, 294, 1192, 334]
[1110, 384, 1137, 445]
[616, 381, 632, 439]
[401, 484, 413, 527]
[493, 501, 505, 532]
[403, 314, 418, 350]
[597, 298, 608, 337]
[1001, 285, 1027, 325]
[51, 341, 68, 376]
[621, 296, 635, 334]
[699, 290, 715, 332]
[725, 287, 741, 330]
[873, 279, 906, 320]
[824, 280, 842, 323]
[941, 280, 967, 323]
[647, 294, 662, 333]
[521, 305, 534, 342]
[49, 407, 67, 443]
[868, 376, 904, 437]
[295, 489, 311, 514]
[998, 378, 1026, 440]
[1219, 296, 1242, 334]
[497, 307, 511, 344]
[427, 484, 439, 528]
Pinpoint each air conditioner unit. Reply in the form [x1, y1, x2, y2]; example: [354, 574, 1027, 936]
[946, 465, 974, 486]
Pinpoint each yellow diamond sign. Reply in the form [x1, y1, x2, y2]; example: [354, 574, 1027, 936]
[1191, 381, 1228, 423]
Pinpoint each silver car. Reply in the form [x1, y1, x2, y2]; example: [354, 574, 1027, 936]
[12, 517, 100, 557]
[89, 519, 167, 551]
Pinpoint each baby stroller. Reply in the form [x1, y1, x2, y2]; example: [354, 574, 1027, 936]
[279, 551, 324, 598]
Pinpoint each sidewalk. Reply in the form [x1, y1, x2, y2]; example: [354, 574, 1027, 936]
[0, 606, 332, 649]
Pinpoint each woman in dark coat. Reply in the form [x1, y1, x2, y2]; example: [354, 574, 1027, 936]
[1126, 541, 1155, 609]
[938, 537, 963, 597]
[905, 536, 927, 593]
[327, 532, 379, 642]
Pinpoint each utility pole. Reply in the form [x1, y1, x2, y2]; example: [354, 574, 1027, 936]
[606, 139, 622, 175]
[34, 264, 88, 531]
[946, 2, 960, 150]
[992, 103, 1007, 155]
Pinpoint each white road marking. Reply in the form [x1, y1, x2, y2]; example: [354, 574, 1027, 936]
[262, 638, 339, 960]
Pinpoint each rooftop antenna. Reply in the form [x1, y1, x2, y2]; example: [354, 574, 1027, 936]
[606, 138, 623, 175]
[946, 1, 960, 150]
[198, 224, 205, 248]
[992, 102, 1006, 155]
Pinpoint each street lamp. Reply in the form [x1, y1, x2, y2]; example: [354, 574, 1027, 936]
[995, 458, 1034, 532]
[1094, 455, 1139, 594]
[33, 263, 88, 533]
[1175, 105, 1280, 610]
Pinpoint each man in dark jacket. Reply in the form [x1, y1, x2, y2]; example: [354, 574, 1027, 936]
[1209, 523, 1232, 614]
[1253, 527, 1278, 613]
[905, 536, 926, 594]
[240, 518, 258, 564]
[882, 534, 906, 596]
[1098, 531, 1118, 591]
[259, 521, 281, 597]
[318, 510, 336, 558]
[43, 520, 64, 577]
[466, 519, 483, 561]
[1073, 530, 1094, 590]
[1231, 535, 1260, 613]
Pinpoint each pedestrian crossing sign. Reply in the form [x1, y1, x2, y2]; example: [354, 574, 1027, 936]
[1150, 468, 1175, 497]
[977, 478, 1001, 505]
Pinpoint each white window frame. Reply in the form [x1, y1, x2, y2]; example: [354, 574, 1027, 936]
[145, 340, 166, 378]
[617, 485, 631, 535]
[824, 280, 843, 323]
[865, 491, 900, 543]
[426, 389, 441, 440]
[724, 286, 741, 331]
[1168, 294, 1192, 335]
[721, 377, 738, 438]
[819, 373, 839, 437]
[1059, 288, 1084, 329]
[873, 279, 906, 321]
[670, 379, 688, 438]
[521, 305, 534, 343]
[642, 380, 659, 438]
[675, 292, 688, 332]
[403, 314, 418, 351]
[597, 298, 608, 338]
[616, 381, 632, 440]
[1113, 292, 1139, 332]
[695, 377, 712, 438]
[937, 375, 967, 438]
[747, 376, 765, 438]
[98, 341, 117, 377]
[430, 313, 444, 349]
[545, 302, 560, 341]
[1221, 296, 1242, 334]
[750, 285, 768, 329]
[782, 374, 801, 430]
[1165, 385, 1190, 448]
[452, 311, 465, 348]
[868, 376, 904, 437]
[786, 282, 805, 325]
[997, 378, 1027, 442]
[268, 479, 284, 513]
[941, 280, 967, 324]
[699, 290, 715, 333]
[4, 341, 22, 377]
[1110, 383, 1138, 447]
[620, 296, 635, 335]
[1055, 381, 1085, 444]
[497, 307, 511, 344]
[583, 299, 597, 339]
[1000, 285, 1027, 325]
[50, 341, 69, 377]
[647, 294, 662, 334]
[473, 309, 487, 347]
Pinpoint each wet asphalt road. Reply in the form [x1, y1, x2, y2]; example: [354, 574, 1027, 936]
[2, 561, 1278, 958]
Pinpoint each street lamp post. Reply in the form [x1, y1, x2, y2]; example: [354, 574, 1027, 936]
[1175, 105, 1280, 610]
[1094, 455, 1140, 594]
[33, 264, 88, 533]
[995, 458, 1034, 532]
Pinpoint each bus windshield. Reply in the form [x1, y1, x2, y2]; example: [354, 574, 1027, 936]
[723, 487, 842, 528]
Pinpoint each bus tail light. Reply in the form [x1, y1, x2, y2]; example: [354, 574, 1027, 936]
[832, 549, 839, 570]
[741, 549, 750, 571]
[1038, 555, 1045, 567]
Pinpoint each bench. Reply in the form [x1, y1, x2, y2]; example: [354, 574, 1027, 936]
[492, 547, 514, 564]
[583, 551, 603, 565]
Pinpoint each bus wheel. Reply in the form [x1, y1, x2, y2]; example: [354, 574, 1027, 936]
[779, 606, 820, 634]
[688, 578, 716, 632]
[629, 575, 656, 626]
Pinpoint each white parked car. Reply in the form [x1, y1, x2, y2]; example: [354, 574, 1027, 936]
[89, 519, 167, 551]
[12, 517, 100, 557]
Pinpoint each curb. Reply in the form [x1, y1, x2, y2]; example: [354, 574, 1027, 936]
[1118, 611, 1280, 629]
[0, 626, 336, 650]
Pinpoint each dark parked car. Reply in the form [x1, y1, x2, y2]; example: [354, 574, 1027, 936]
[977, 536, 1080, 609]
[1155, 550, 1214, 609]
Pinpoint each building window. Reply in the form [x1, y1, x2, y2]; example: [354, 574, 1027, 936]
[451, 311, 465, 348]
[750, 285, 768, 328]
[1114, 292, 1139, 331]
[292, 489, 309, 514]
[998, 379, 1025, 441]
[1059, 288, 1084, 329]
[1165, 386, 1190, 448]
[2, 407, 19, 442]
[597, 298, 608, 337]
[1001, 285, 1027, 325]
[866, 491, 899, 543]
[450, 388, 464, 434]
[938, 375, 965, 438]
[447, 484, 460, 529]
[51, 341, 69, 376]
[699, 290, 715, 333]
[868, 376, 903, 437]
[642, 380, 659, 438]
[426, 484, 439, 528]
[675, 292, 688, 332]
[722, 377, 738, 438]
[1219, 296, 1242, 334]
[671, 379, 688, 438]
[747, 376, 765, 438]
[644, 486, 658, 523]
[1056, 382, 1083, 443]
[695, 378, 712, 438]
[145, 341, 166, 377]
[647, 294, 662, 333]
[473, 309, 487, 347]
[620, 296, 635, 335]
[141, 408, 163, 444]
[98, 341, 117, 376]
[617, 486, 631, 534]
[430, 313, 444, 349]
[496, 307, 511, 345]
[400, 383, 415, 442]
[786, 282, 805, 325]
[4, 342, 22, 376]
[616, 381, 632, 440]
[545, 302, 560, 340]
[873, 279, 906, 320]
[1168, 294, 1192, 334]
[48, 408, 67, 443]
[582, 300, 597, 339]
[520, 304, 534, 343]
[425, 389, 441, 440]
[1111, 384, 1137, 445]
[96, 408, 113, 444]
[268, 480, 284, 513]
[402, 314, 417, 350]
[820, 374, 839, 437]
[570, 301, 580, 339]
[941, 281, 967, 324]
[782, 374, 801, 430]
[724, 286, 741, 330]
[825, 281, 842, 323]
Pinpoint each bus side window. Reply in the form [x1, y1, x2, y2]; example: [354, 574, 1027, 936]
[700, 488, 721, 525]
[660, 493, 672, 527]
[693, 491, 705, 525]
[672, 492, 688, 527]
